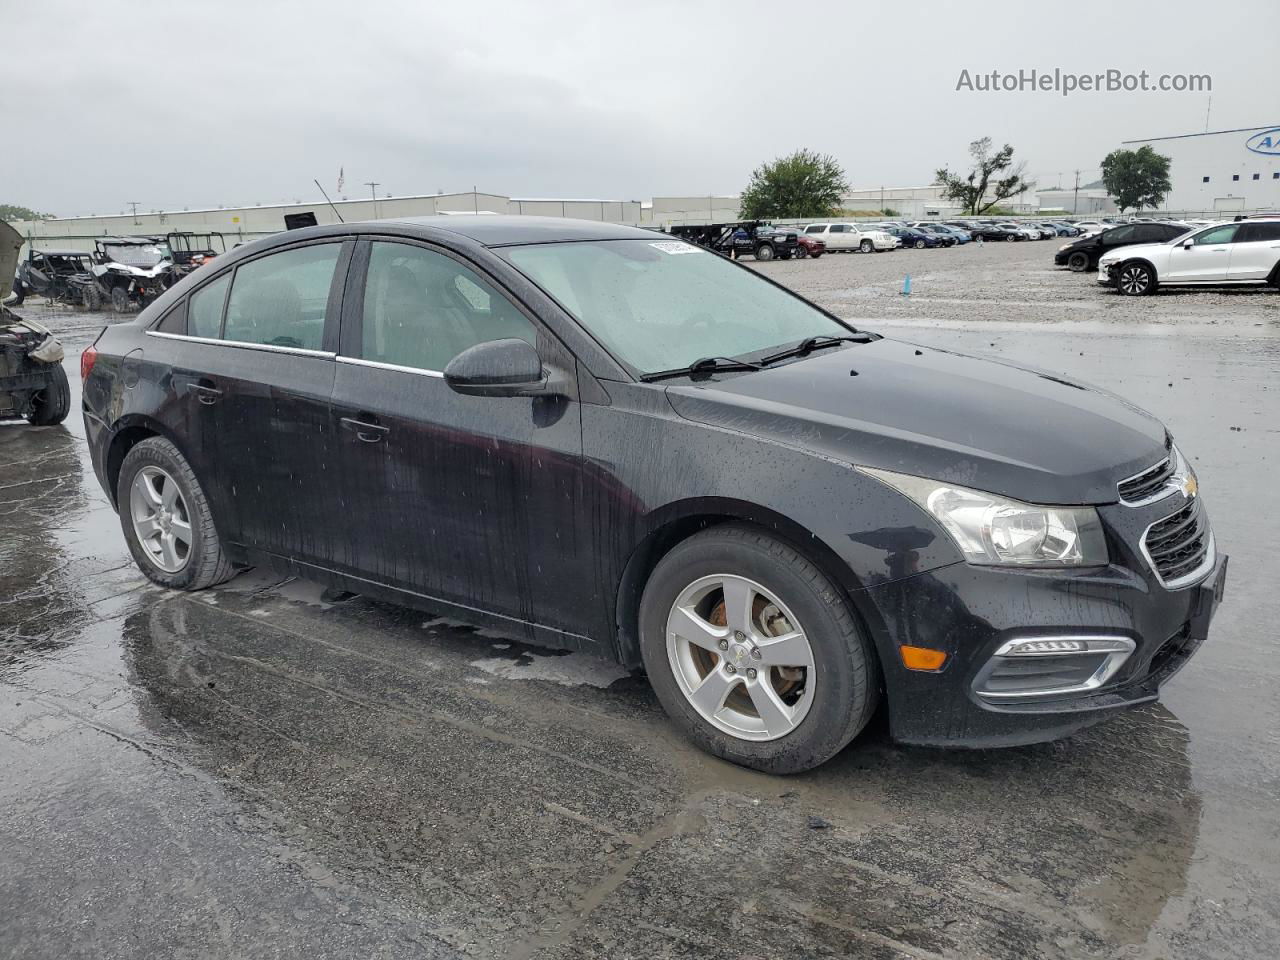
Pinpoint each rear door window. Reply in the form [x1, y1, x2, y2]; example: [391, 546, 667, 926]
[188, 273, 230, 339]
[223, 244, 341, 350]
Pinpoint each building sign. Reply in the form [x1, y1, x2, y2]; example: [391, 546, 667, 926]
[1245, 128, 1280, 156]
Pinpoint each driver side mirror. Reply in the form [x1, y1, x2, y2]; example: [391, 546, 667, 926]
[444, 338, 562, 398]
[1181, 240, 1193, 249]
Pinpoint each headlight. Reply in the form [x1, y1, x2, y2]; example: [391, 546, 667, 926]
[860, 467, 1108, 566]
[1058, 243, 1072, 251]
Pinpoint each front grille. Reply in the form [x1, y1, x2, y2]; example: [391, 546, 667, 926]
[1118, 456, 1176, 504]
[1142, 498, 1212, 587]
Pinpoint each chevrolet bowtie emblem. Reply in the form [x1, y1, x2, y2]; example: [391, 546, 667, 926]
[1182, 472, 1198, 499]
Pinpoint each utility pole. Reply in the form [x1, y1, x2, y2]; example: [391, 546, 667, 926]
[1204, 95, 1212, 133]
[364, 182, 380, 218]
[127, 201, 140, 225]
[1072, 170, 1081, 215]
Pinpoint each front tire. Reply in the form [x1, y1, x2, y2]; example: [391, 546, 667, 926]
[25, 365, 70, 425]
[1067, 251, 1090, 272]
[1007, 234, 1017, 242]
[3, 281, 24, 307]
[860, 239, 873, 253]
[110, 285, 130, 313]
[639, 525, 879, 774]
[1116, 262, 1156, 296]
[117, 436, 236, 590]
[914, 239, 926, 249]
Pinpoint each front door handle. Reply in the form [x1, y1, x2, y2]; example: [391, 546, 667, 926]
[340, 416, 389, 443]
[190, 384, 222, 405]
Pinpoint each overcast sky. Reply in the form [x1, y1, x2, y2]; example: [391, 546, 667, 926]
[3, 0, 1277, 216]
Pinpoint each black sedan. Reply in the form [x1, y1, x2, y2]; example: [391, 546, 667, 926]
[970, 223, 1024, 241]
[1055, 221, 1192, 272]
[81, 216, 1225, 773]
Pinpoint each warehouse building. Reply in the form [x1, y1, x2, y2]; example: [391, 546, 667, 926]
[1121, 124, 1280, 215]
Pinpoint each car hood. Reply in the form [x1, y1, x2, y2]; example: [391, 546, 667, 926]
[665, 338, 1167, 505]
[1098, 241, 1171, 265]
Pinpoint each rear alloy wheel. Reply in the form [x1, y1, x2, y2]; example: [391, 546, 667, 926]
[1117, 262, 1155, 296]
[118, 436, 236, 589]
[915, 239, 926, 249]
[1067, 251, 1090, 272]
[110, 285, 130, 313]
[860, 239, 873, 253]
[1007, 234, 1018, 242]
[640, 525, 878, 773]
[754, 244, 774, 262]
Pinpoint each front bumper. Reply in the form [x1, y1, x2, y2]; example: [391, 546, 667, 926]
[1097, 263, 1119, 286]
[857, 547, 1226, 748]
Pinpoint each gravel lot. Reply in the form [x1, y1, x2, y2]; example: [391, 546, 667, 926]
[3, 244, 1279, 960]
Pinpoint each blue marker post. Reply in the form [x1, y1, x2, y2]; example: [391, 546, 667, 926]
[902, 274, 912, 297]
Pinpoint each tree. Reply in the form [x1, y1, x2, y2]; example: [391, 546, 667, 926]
[934, 138, 1035, 215]
[740, 150, 848, 219]
[0, 204, 50, 222]
[1100, 146, 1172, 213]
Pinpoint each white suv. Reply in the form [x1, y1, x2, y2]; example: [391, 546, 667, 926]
[1098, 217, 1280, 296]
[803, 222, 896, 253]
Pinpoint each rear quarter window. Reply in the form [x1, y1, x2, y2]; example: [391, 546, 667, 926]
[189, 273, 230, 339]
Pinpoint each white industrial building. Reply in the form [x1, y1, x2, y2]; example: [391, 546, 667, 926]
[1120, 124, 1280, 215]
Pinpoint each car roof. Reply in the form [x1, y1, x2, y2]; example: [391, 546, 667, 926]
[33, 249, 90, 256]
[385, 215, 656, 247]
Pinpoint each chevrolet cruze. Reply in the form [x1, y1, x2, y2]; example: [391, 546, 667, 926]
[82, 216, 1226, 773]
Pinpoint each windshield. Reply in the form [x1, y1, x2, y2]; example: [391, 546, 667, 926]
[103, 243, 168, 268]
[504, 239, 851, 374]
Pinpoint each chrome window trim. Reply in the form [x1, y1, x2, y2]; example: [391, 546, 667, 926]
[975, 634, 1136, 701]
[1141, 508, 1216, 591]
[145, 330, 335, 359]
[336, 355, 445, 379]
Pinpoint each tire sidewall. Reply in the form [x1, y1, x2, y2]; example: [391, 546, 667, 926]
[1068, 252, 1089, 272]
[639, 528, 873, 772]
[117, 439, 210, 589]
[26, 365, 70, 425]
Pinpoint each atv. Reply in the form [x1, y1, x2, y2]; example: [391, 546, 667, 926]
[80, 237, 175, 312]
[0, 307, 70, 425]
[4, 248, 94, 306]
[167, 231, 226, 280]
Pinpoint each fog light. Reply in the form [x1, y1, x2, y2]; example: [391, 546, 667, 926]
[900, 645, 947, 671]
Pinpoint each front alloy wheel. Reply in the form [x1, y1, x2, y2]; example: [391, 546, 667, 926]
[1117, 263, 1155, 296]
[666, 574, 815, 741]
[860, 239, 873, 253]
[1067, 251, 1090, 272]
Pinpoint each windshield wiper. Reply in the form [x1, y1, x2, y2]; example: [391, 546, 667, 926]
[640, 355, 763, 383]
[758, 332, 875, 366]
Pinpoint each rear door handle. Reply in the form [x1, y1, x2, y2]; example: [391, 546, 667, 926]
[340, 416, 390, 443]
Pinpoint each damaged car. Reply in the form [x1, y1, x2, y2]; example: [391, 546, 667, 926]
[1, 307, 70, 424]
[82, 216, 1226, 773]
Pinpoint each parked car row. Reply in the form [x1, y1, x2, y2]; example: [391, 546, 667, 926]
[1052, 212, 1280, 296]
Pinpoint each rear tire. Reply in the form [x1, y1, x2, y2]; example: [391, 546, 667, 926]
[2, 281, 24, 307]
[117, 436, 237, 590]
[1007, 234, 1017, 242]
[639, 524, 879, 774]
[794, 246, 808, 260]
[110, 285, 130, 313]
[754, 244, 774, 262]
[25, 365, 70, 425]
[1067, 251, 1090, 272]
[915, 239, 926, 249]
[81, 284, 103, 311]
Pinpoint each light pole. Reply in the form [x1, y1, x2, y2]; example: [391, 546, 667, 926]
[365, 181, 380, 218]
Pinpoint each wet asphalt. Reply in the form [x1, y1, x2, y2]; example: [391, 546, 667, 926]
[2, 241, 1278, 959]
